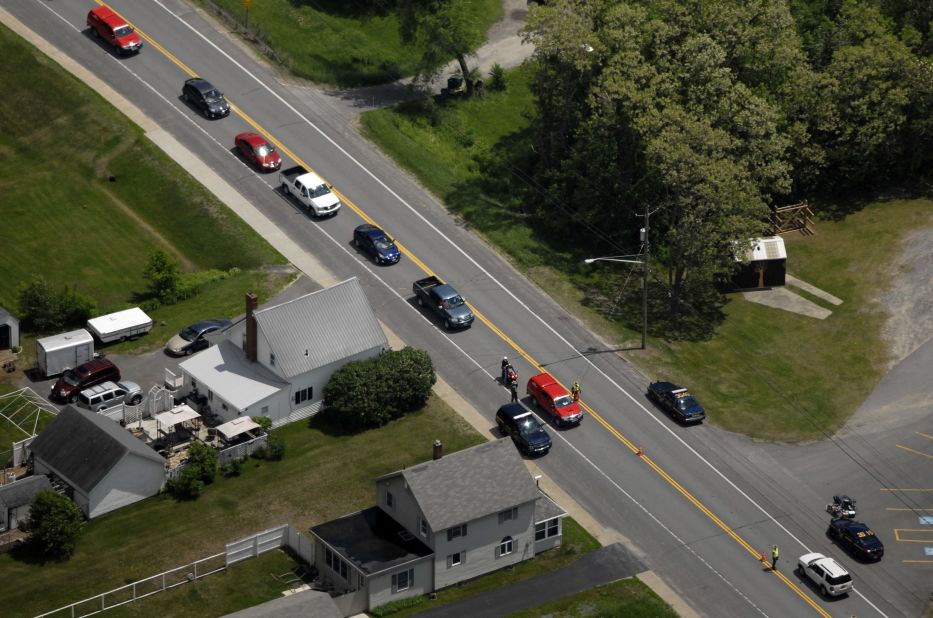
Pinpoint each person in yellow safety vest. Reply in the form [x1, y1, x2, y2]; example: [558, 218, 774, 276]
[772, 545, 779, 570]
[571, 381, 581, 402]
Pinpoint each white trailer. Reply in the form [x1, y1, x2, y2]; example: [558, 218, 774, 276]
[87, 307, 153, 343]
[37, 329, 94, 377]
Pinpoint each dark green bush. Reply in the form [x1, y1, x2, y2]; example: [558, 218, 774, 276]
[26, 490, 85, 560]
[166, 468, 205, 500]
[488, 63, 506, 91]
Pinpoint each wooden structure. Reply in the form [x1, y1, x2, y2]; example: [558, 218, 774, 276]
[771, 202, 815, 236]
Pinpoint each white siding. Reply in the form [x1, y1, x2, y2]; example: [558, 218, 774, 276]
[33, 459, 91, 517]
[432, 501, 535, 590]
[87, 453, 164, 519]
[379, 476, 430, 544]
[368, 557, 433, 611]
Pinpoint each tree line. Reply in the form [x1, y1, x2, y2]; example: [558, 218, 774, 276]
[521, 0, 932, 326]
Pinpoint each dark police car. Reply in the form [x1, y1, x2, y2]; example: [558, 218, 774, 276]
[827, 519, 884, 561]
[496, 403, 552, 456]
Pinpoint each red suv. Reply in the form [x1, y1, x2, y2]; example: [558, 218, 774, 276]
[51, 358, 121, 403]
[87, 6, 142, 55]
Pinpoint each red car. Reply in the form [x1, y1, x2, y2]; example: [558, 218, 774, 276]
[235, 132, 282, 172]
[87, 6, 142, 55]
[526, 372, 583, 427]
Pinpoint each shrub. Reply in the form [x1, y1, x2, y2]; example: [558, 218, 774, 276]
[26, 490, 85, 560]
[252, 432, 285, 461]
[186, 441, 218, 484]
[323, 347, 436, 431]
[488, 63, 507, 91]
[143, 249, 181, 304]
[166, 467, 205, 500]
[370, 595, 427, 616]
[221, 459, 242, 477]
[17, 278, 96, 334]
[254, 416, 273, 433]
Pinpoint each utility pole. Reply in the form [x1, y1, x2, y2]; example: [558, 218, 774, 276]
[640, 209, 650, 350]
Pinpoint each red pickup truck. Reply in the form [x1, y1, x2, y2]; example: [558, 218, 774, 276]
[526, 372, 583, 427]
[87, 6, 142, 55]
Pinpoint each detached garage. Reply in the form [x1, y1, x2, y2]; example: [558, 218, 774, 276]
[29, 406, 166, 519]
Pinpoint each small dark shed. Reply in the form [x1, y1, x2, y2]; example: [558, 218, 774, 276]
[732, 237, 787, 290]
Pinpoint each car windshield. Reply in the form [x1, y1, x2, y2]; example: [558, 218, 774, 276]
[205, 90, 223, 102]
[179, 326, 200, 342]
[255, 144, 274, 156]
[827, 573, 852, 585]
[310, 184, 332, 198]
[113, 25, 133, 38]
[62, 370, 80, 387]
[554, 395, 574, 408]
[442, 296, 464, 309]
[855, 530, 882, 547]
[518, 418, 542, 435]
[374, 238, 394, 251]
[675, 396, 699, 410]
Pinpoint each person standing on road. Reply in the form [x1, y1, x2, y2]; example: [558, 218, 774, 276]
[771, 545, 779, 570]
[501, 357, 510, 384]
[510, 380, 519, 403]
[571, 381, 581, 402]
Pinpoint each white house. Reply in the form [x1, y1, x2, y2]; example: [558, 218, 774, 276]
[179, 278, 389, 427]
[310, 439, 566, 612]
[28, 406, 166, 519]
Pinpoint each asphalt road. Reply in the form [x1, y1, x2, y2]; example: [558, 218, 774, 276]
[2, 2, 928, 616]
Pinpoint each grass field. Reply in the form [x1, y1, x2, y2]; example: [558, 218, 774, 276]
[0, 395, 486, 617]
[360, 65, 933, 440]
[0, 22, 286, 354]
[503, 578, 678, 618]
[197, 0, 502, 86]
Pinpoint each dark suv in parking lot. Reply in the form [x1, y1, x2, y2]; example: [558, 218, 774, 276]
[182, 77, 230, 119]
[496, 403, 552, 456]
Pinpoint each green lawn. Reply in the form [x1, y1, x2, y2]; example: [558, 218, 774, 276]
[0, 22, 286, 353]
[504, 578, 678, 618]
[196, 0, 502, 86]
[360, 65, 933, 440]
[1, 395, 486, 618]
[374, 517, 601, 617]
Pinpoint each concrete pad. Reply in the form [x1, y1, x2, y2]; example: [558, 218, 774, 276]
[742, 287, 833, 320]
[785, 275, 843, 305]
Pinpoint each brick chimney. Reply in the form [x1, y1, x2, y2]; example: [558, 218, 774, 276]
[245, 292, 258, 362]
[433, 439, 443, 460]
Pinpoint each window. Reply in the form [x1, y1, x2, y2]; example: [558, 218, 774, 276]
[498, 536, 514, 557]
[269, 353, 276, 366]
[386, 490, 394, 509]
[419, 517, 428, 538]
[447, 523, 467, 541]
[324, 546, 350, 581]
[535, 519, 561, 541]
[325, 546, 334, 569]
[261, 406, 269, 414]
[447, 551, 464, 568]
[392, 568, 414, 593]
[294, 387, 312, 405]
[499, 507, 518, 524]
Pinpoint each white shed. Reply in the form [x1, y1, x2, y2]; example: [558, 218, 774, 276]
[0, 306, 19, 351]
[29, 406, 166, 519]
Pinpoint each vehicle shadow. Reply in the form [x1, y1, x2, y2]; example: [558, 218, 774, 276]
[404, 296, 472, 334]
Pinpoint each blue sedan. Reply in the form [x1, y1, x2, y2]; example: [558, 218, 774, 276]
[353, 224, 401, 265]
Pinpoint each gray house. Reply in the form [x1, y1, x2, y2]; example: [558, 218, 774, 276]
[29, 406, 165, 519]
[0, 306, 19, 351]
[310, 439, 566, 613]
[0, 475, 51, 532]
[180, 278, 388, 427]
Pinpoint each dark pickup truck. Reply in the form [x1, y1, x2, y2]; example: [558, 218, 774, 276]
[646, 381, 706, 423]
[412, 276, 474, 329]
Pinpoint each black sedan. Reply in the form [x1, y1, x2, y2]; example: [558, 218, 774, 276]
[165, 319, 232, 356]
[353, 224, 401, 265]
[827, 519, 884, 561]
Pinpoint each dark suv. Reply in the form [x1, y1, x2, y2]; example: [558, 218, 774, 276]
[827, 519, 885, 561]
[182, 77, 230, 119]
[51, 358, 121, 403]
[496, 403, 551, 456]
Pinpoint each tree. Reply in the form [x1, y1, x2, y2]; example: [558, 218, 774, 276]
[186, 441, 218, 484]
[26, 490, 85, 560]
[143, 249, 181, 304]
[399, 0, 486, 94]
[324, 347, 437, 431]
[17, 278, 96, 334]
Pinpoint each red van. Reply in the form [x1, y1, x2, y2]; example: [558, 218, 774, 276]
[87, 6, 142, 55]
[51, 358, 121, 403]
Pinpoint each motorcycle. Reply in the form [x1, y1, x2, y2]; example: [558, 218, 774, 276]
[826, 494, 857, 519]
[505, 365, 518, 387]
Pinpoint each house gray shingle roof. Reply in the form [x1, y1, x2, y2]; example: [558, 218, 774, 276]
[0, 475, 51, 510]
[378, 439, 539, 531]
[29, 406, 164, 494]
[253, 278, 388, 379]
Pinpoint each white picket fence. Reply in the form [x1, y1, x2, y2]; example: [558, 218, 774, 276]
[34, 524, 313, 618]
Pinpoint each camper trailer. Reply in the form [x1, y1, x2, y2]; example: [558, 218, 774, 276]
[37, 329, 95, 377]
[87, 307, 153, 343]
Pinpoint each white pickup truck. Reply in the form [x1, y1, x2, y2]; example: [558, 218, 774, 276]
[278, 165, 341, 217]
